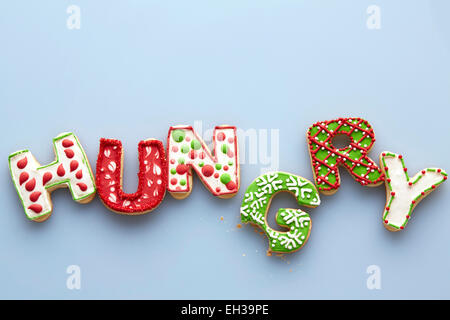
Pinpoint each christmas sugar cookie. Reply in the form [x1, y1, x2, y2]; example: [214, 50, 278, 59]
[167, 125, 239, 199]
[240, 172, 320, 254]
[8, 132, 96, 222]
[380, 152, 447, 231]
[307, 117, 384, 195]
[96, 138, 167, 215]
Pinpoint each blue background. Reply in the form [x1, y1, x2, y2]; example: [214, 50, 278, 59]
[1, 1, 449, 299]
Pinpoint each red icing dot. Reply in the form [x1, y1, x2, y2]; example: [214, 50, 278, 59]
[28, 204, 42, 214]
[170, 178, 178, 185]
[185, 136, 191, 142]
[387, 179, 391, 183]
[19, 172, 29, 185]
[227, 150, 234, 158]
[62, 139, 74, 148]
[404, 168, 407, 172]
[432, 185, 436, 189]
[189, 150, 197, 160]
[201, 165, 214, 177]
[25, 178, 36, 192]
[176, 186, 182, 191]
[29, 191, 41, 202]
[75, 170, 83, 179]
[216, 187, 221, 193]
[77, 183, 88, 192]
[223, 165, 229, 171]
[226, 181, 236, 191]
[214, 173, 219, 179]
[412, 200, 416, 204]
[17, 157, 27, 169]
[421, 170, 426, 174]
[408, 182, 412, 186]
[170, 159, 176, 164]
[217, 132, 226, 141]
[390, 192, 395, 196]
[228, 137, 234, 144]
[386, 207, 390, 211]
[406, 215, 410, 219]
[421, 192, 425, 195]
[57, 164, 65, 177]
[64, 149, 75, 159]
[382, 153, 386, 156]
[437, 169, 441, 173]
[384, 220, 388, 224]
[400, 226, 404, 230]
[384, 167, 388, 171]
[176, 164, 189, 175]
[398, 155, 402, 159]
[444, 176, 448, 180]
[70, 160, 79, 172]
[199, 152, 205, 160]
[42, 172, 52, 186]
[172, 146, 178, 152]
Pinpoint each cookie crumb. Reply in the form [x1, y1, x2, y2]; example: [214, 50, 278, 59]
[220, 216, 224, 221]
[289, 269, 292, 272]
[266, 251, 272, 257]
[236, 224, 242, 229]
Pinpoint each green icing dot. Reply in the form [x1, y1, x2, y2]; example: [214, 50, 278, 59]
[191, 139, 201, 150]
[172, 129, 185, 143]
[181, 144, 190, 153]
[178, 158, 185, 164]
[180, 179, 186, 186]
[221, 144, 228, 154]
[170, 168, 176, 175]
[215, 164, 222, 170]
[220, 173, 231, 185]
[228, 161, 233, 166]
[199, 162, 204, 167]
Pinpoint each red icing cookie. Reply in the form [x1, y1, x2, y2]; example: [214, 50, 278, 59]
[96, 138, 167, 214]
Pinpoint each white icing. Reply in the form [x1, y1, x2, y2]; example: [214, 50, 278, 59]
[8, 133, 96, 220]
[167, 125, 239, 196]
[381, 152, 447, 229]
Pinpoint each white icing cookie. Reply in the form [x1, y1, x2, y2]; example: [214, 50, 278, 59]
[167, 125, 240, 199]
[8, 132, 96, 222]
[380, 152, 447, 231]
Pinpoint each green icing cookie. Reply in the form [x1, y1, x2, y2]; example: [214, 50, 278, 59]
[240, 172, 320, 253]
